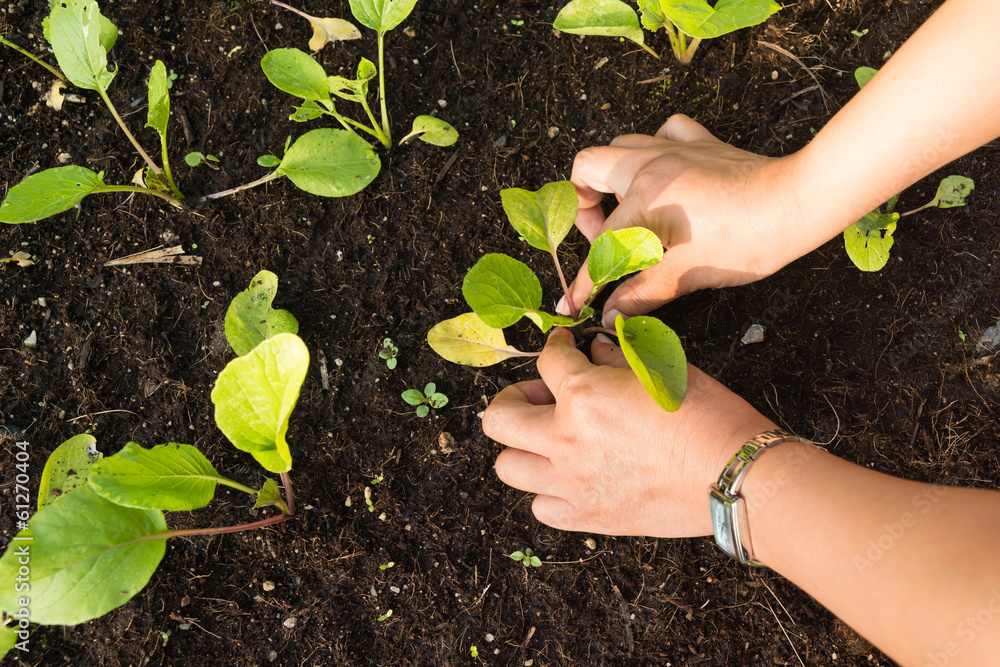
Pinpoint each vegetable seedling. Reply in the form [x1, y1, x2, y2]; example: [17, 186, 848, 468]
[184, 151, 221, 169]
[842, 69, 975, 271]
[401, 383, 449, 418]
[428, 180, 688, 413]
[509, 548, 542, 567]
[262, 0, 458, 149]
[379, 337, 400, 369]
[554, 0, 780, 65]
[0, 275, 309, 655]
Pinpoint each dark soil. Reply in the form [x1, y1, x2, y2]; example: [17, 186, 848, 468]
[1, 0, 998, 665]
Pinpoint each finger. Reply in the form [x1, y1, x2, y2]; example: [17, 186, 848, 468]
[536, 328, 593, 396]
[559, 257, 596, 316]
[655, 114, 722, 143]
[610, 133, 666, 149]
[600, 262, 682, 327]
[482, 381, 555, 456]
[531, 495, 580, 533]
[494, 448, 558, 496]
[571, 145, 659, 210]
[590, 334, 630, 368]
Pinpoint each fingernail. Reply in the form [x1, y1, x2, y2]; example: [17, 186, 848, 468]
[595, 333, 614, 346]
[602, 309, 623, 328]
[556, 295, 568, 316]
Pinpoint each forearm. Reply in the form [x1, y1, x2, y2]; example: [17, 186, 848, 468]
[740, 441, 1000, 667]
[782, 0, 1000, 252]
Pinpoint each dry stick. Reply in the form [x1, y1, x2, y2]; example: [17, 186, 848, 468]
[757, 40, 831, 113]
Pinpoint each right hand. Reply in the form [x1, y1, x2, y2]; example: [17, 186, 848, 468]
[562, 115, 812, 325]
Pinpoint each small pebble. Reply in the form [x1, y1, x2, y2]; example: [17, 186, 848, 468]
[741, 324, 765, 345]
[585, 537, 597, 550]
[437, 99, 447, 108]
[547, 126, 560, 138]
[267, 650, 278, 662]
[282, 616, 297, 629]
[23, 331, 37, 348]
[262, 581, 275, 592]
[485, 633, 494, 643]
[275, 22, 283, 29]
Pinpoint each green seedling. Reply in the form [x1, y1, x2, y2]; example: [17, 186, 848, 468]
[509, 548, 542, 567]
[377, 609, 393, 621]
[0, 276, 309, 658]
[554, 0, 779, 64]
[843, 69, 975, 272]
[379, 338, 400, 369]
[371, 474, 385, 484]
[470, 645, 479, 657]
[184, 152, 221, 169]
[262, 0, 458, 150]
[401, 383, 449, 418]
[379, 561, 395, 570]
[428, 180, 688, 412]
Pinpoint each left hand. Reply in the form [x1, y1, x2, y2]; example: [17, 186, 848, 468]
[482, 328, 777, 538]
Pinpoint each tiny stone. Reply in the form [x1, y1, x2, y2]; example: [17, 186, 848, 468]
[262, 581, 275, 591]
[275, 22, 282, 29]
[485, 633, 494, 643]
[977, 320, 1000, 353]
[334, 358, 344, 367]
[771, 70, 778, 80]
[525, 661, 534, 667]
[37, 297, 47, 307]
[579, 93, 587, 101]
[345, 496, 352, 507]
[57, 152, 72, 164]
[585, 538, 597, 550]
[23, 331, 37, 348]
[178, 623, 191, 630]
[741, 324, 766, 345]
[437, 99, 447, 108]
[547, 126, 560, 138]
[390, 586, 400, 594]
[438, 431, 456, 453]
[282, 616, 297, 629]
[267, 650, 278, 662]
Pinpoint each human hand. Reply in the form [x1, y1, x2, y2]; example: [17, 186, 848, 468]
[482, 328, 776, 538]
[562, 115, 813, 325]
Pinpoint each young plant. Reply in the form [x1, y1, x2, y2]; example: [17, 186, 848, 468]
[554, 0, 780, 65]
[842, 69, 975, 271]
[401, 383, 448, 417]
[428, 180, 688, 412]
[184, 151, 221, 170]
[509, 548, 542, 567]
[262, 0, 458, 148]
[0, 275, 309, 655]
[379, 338, 400, 369]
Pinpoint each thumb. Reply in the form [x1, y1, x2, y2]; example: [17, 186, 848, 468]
[655, 114, 723, 143]
[590, 333, 630, 368]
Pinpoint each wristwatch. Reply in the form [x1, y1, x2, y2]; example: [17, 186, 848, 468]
[709, 429, 811, 567]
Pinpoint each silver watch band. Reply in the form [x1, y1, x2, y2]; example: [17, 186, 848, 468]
[709, 429, 811, 566]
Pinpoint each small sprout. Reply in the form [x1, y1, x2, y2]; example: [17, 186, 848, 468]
[377, 609, 393, 621]
[165, 69, 179, 89]
[379, 561, 395, 570]
[959, 330, 967, 342]
[509, 548, 542, 567]
[378, 338, 399, 369]
[470, 645, 479, 657]
[510, 19, 524, 26]
[226, 46, 242, 58]
[160, 630, 170, 646]
[364, 486, 374, 512]
[401, 383, 449, 418]
[184, 152, 221, 169]
[371, 474, 384, 485]
[851, 28, 869, 38]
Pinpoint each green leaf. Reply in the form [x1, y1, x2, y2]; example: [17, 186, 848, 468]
[588, 228, 663, 289]
[38, 433, 101, 510]
[424, 382, 436, 396]
[349, 0, 419, 34]
[0, 166, 107, 224]
[925, 175, 974, 209]
[327, 57, 377, 103]
[257, 154, 282, 167]
[428, 313, 528, 367]
[403, 115, 459, 146]
[276, 129, 381, 198]
[290, 99, 327, 122]
[0, 485, 166, 625]
[0, 623, 17, 662]
[185, 151, 205, 167]
[427, 393, 448, 409]
[615, 315, 688, 412]
[146, 60, 170, 138]
[462, 254, 543, 328]
[211, 333, 309, 473]
[553, 0, 646, 49]
[416, 404, 429, 418]
[43, 0, 117, 91]
[500, 181, 577, 255]
[261, 48, 332, 102]
[844, 210, 897, 272]
[528, 556, 542, 567]
[253, 478, 289, 514]
[509, 551, 525, 561]
[524, 307, 594, 333]
[401, 389, 426, 406]
[225, 270, 300, 356]
[88, 442, 224, 511]
[854, 66, 878, 89]
[637, 0, 669, 31]
[657, 0, 781, 39]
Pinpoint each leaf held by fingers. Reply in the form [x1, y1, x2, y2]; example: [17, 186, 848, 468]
[462, 254, 543, 328]
[500, 181, 578, 254]
[427, 313, 526, 367]
[588, 228, 663, 288]
[525, 307, 595, 333]
[616, 315, 687, 412]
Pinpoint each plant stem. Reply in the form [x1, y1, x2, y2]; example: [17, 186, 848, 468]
[331, 108, 385, 141]
[679, 37, 702, 65]
[360, 98, 391, 148]
[550, 248, 576, 318]
[158, 134, 185, 200]
[269, 0, 310, 22]
[95, 86, 161, 174]
[582, 326, 618, 338]
[0, 36, 66, 82]
[215, 477, 259, 497]
[193, 172, 280, 204]
[99, 185, 184, 208]
[376, 33, 392, 142]
[664, 21, 686, 63]
[899, 204, 930, 217]
[280, 472, 296, 516]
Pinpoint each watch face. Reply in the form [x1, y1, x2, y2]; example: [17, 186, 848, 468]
[709, 489, 734, 554]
